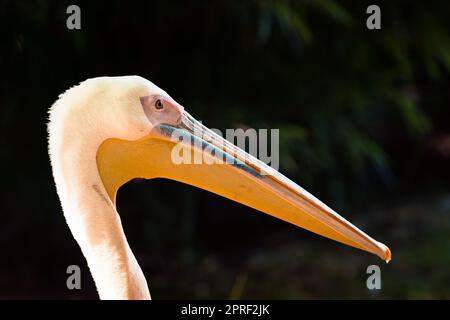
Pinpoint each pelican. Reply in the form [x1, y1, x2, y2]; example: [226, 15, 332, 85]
[48, 76, 391, 300]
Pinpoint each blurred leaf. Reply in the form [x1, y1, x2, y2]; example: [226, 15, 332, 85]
[311, 0, 353, 25]
[273, 1, 312, 45]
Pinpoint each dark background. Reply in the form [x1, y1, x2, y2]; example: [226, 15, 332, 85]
[1, 0, 450, 299]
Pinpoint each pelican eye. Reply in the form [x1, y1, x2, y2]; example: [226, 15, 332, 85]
[154, 99, 164, 110]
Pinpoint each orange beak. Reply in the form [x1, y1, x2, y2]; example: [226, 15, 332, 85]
[97, 111, 391, 262]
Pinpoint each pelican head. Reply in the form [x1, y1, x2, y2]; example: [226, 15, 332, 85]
[48, 76, 390, 299]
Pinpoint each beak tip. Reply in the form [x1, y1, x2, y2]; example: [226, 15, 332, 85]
[376, 242, 392, 263]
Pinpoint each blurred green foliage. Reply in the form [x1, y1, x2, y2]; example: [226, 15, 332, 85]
[0, 0, 449, 299]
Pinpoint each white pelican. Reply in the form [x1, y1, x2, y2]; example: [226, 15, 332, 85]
[48, 76, 391, 300]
